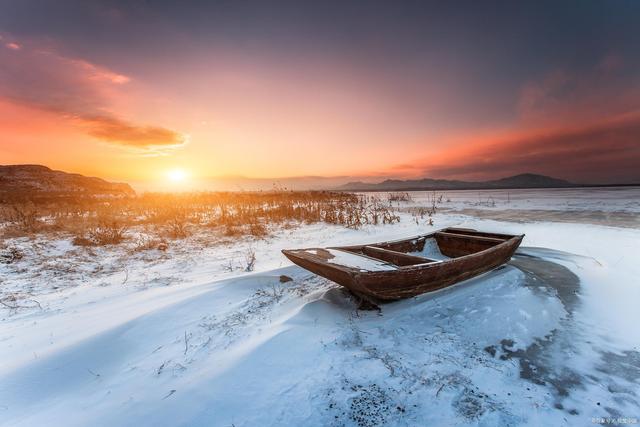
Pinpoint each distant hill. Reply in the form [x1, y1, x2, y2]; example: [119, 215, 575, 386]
[487, 173, 572, 188]
[0, 165, 135, 198]
[336, 173, 574, 191]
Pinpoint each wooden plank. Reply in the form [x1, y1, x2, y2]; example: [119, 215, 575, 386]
[435, 231, 506, 244]
[368, 236, 429, 253]
[362, 245, 437, 266]
[434, 231, 506, 257]
[444, 227, 513, 240]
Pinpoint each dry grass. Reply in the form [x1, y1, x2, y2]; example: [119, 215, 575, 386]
[0, 191, 401, 245]
[387, 192, 413, 202]
[408, 191, 443, 226]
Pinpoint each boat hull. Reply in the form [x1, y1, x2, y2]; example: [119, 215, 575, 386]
[282, 228, 524, 301]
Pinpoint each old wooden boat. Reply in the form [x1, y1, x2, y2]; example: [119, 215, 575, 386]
[282, 227, 524, 303]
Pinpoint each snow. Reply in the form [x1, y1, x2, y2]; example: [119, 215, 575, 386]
[408, 237, 450, 261]
[323, 248, 398, 271]
[1, 188, 639, 427]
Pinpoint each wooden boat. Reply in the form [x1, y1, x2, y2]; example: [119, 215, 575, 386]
[282, 227, 524, 304]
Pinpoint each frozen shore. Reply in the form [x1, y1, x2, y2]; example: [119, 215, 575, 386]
[1, 188, 639, 427]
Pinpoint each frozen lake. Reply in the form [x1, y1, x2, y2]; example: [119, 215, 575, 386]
[362, 186, 640, 211]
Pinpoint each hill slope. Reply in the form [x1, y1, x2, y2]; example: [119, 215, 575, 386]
[0, 164, 135, 197]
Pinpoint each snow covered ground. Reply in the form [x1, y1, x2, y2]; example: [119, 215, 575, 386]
[1, 188, 639, 427]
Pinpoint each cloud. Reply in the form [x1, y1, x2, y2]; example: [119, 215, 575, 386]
[401, 111, 640, 184]
[390, 56, 640, 184]
[0, 34, 184, 152]
[516, 55, 640, 126]
[387, 163, 425, 172]
[81, 115, 185, 148]
[70, 58, 130, 84]
[517, 70, 571, 120]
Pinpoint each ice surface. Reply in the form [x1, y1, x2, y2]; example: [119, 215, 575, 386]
[0, 188, 639, 426]
[372, 186, 640, 213]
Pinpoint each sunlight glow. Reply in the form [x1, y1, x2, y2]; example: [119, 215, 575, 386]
[166, 168, 188, 183]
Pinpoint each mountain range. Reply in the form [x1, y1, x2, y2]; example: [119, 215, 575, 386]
[336, 173, 574, 191]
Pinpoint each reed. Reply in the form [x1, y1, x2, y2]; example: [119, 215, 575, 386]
[0, 191, 400, 243]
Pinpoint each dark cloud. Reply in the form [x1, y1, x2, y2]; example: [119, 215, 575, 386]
[516, 57, 640, 126]
[4, 0, 640, 137]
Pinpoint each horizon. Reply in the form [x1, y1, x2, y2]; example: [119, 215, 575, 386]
[1, 1, 640, 189]
[4, 162, 639, 193]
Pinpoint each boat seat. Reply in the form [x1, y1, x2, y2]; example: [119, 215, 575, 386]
[361, 245, 438, 266]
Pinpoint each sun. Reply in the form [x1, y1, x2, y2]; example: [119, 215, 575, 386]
[166, 168, 188, 183]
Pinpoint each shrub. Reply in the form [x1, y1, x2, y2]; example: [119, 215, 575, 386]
[133, 235, 169, 252]
[72, 236, 94, 247]
[0, 204, 42, 236]
[224, 224, 242, 237]
[249, 222, 268, 237]
[244, 247, 256, 272]
[0, 247, 23, 264]
[88, 220, 127, 245]
[166, 212, 190, 239]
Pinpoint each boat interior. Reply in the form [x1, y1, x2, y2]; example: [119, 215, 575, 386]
[329, 228, 518, 270]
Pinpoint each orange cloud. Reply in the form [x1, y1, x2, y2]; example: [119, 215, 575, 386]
[81, 115, 186, 148]
[0, 33, 184, 153]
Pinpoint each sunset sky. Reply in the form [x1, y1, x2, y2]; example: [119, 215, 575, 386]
[1, 0, 639, 188]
